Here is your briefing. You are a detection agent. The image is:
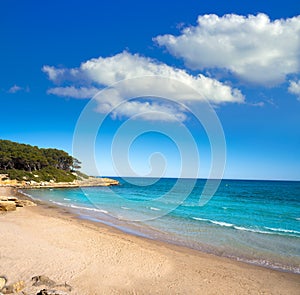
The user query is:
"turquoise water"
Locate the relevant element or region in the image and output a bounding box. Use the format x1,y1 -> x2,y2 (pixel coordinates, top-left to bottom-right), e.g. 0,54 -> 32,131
25,178 -> 300,273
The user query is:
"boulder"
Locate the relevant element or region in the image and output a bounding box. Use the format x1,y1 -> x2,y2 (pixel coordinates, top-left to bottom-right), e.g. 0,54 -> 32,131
15,201 -> 24,207
15,200 -> 36,207
1,280 -> 25,294
7,197 -> 18,202
0,276 -> 7,290
0,201 -> 16,212
32,276 -> 56,287
32,276 -> 72,293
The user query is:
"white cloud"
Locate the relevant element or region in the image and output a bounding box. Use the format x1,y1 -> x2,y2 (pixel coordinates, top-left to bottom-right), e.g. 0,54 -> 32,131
43,52 -> 244,121
42,66 -> 63,81
155,13 -> 300,85
109,100 -> 187,122
42,66 -> 82,83
47,86 -> 99,99
288,80 -> 300,100
8,85 -> 22,93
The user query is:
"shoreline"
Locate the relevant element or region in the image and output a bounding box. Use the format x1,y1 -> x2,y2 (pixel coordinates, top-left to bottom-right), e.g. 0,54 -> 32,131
1,187 -> 299,294
21,186 -> 300,275
47,199 -> 299,275
0,176 -> 119,188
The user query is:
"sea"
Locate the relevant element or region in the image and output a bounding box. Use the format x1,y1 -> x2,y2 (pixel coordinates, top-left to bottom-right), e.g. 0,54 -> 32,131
24,178 -> 300,274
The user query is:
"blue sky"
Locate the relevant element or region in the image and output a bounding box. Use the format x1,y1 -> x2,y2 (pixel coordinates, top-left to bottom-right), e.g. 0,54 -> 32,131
1,0 -> 299,180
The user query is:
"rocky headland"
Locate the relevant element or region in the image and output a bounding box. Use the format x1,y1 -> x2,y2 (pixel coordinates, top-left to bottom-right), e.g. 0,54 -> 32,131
0,174 -> 119,189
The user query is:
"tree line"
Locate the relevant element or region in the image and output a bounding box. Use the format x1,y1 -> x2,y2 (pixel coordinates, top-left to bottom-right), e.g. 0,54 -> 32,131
0,139 -> 81,172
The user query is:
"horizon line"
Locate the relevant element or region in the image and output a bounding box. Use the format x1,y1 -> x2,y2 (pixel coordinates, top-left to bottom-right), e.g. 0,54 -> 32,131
94,175 -> 300,182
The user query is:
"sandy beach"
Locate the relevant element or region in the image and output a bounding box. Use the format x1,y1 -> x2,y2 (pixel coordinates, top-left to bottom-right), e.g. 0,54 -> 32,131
0,187 -> 299,295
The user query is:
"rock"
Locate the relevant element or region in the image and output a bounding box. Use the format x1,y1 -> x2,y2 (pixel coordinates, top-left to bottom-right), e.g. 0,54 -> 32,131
32,276 -> 72,293
13,280 -> 25,292
15,199 -> 36,207
54,283 -> 72,292
1,280 -> 25,294
0,276 -> 7,290
0,201 -> 16,212
32,276 -> 56,287
15,201 -> 24,207
36,289 -> 68,295
1,285 -> 13,294
0,197 -> 35,210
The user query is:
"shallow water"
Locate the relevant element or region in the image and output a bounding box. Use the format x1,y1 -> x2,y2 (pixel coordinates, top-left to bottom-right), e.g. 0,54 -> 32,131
25,178 -> 300,273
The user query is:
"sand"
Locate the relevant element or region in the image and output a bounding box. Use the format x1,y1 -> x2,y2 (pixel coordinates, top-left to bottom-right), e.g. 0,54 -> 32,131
0,187 -> 299,295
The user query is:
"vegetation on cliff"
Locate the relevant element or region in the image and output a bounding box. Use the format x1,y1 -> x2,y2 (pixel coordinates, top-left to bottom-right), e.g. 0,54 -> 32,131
0,139 -> 82,182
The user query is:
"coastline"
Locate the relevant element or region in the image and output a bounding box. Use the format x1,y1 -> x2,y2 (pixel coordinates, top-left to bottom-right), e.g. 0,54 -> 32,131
0,176 -> 119,188
0,187 -> 299,294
